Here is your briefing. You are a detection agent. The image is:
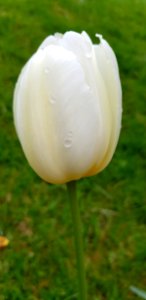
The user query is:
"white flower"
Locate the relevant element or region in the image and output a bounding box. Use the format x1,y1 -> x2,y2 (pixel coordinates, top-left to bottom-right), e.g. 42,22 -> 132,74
13,31 -> 122,184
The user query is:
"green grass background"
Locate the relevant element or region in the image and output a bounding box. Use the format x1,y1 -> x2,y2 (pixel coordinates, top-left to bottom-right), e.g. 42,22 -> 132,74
0,0 -> 146,299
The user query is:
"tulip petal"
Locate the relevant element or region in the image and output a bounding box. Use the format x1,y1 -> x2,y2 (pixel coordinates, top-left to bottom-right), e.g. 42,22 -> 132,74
55,31 -> 115,175
92,36 -> 122,173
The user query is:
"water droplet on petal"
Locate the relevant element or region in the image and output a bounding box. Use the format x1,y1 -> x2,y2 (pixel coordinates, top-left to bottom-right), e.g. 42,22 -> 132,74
86,86 -> 92,94
64,131 -> 73,148
49,96 -> 56,104
45,68 -> 49,74
85,52 -> 92,59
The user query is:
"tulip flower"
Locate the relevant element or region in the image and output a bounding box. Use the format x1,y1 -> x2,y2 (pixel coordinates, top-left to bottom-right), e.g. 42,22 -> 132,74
13,31 -> 122,300
13,31 -> 122,185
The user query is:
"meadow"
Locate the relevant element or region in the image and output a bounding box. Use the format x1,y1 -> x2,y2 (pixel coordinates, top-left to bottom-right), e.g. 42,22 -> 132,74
0,0 -> 146,299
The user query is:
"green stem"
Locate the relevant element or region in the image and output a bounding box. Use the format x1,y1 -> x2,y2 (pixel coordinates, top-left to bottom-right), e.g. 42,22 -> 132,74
67,181 -> 87,300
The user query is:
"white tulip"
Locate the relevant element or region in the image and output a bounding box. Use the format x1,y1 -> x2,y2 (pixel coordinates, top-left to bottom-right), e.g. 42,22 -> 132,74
13,31 -> 122,184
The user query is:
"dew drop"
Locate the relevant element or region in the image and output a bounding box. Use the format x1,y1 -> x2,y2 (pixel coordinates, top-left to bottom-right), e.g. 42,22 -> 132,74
64,131 -> 73,148
85,52 -> 92,59
45,67 -> 49,74
49,96 -> 56,104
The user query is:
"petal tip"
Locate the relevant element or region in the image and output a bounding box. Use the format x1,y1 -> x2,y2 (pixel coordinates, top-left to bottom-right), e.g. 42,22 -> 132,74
95,33 -> 103,44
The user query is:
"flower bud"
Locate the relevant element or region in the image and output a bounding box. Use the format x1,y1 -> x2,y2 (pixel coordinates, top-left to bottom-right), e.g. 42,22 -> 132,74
13,31 -> 122,184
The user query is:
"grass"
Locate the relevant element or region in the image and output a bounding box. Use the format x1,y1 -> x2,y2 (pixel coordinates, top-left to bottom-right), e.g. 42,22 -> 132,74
0,0 -> 146,299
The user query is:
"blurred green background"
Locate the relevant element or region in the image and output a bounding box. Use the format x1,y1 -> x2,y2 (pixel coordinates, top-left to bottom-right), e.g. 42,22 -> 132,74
0,0 -> 146,299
